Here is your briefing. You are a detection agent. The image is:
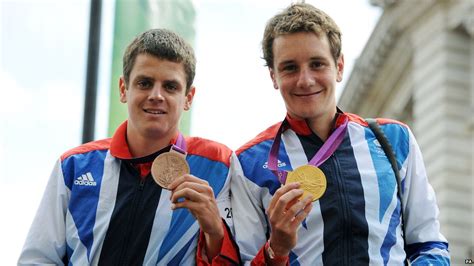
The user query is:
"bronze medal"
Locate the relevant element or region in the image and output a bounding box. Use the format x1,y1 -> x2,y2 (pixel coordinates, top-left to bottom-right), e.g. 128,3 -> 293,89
285,165 -> 327,201
151,152 -> 190,189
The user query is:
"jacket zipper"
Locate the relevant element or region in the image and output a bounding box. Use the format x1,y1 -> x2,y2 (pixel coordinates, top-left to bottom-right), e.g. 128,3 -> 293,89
332,153 -> 351,265
118,178 -> 146,265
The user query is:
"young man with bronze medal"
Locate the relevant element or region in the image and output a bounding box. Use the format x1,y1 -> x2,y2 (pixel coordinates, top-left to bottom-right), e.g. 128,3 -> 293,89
19,29 -> 240,265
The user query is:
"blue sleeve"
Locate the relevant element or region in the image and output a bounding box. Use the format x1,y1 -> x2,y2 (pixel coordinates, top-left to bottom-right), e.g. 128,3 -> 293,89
407,241 -> 450,265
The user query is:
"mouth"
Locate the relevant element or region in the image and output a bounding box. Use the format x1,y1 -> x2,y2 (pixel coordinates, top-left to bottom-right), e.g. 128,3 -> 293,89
144,108 -> 166,115
294,90 -> 323,97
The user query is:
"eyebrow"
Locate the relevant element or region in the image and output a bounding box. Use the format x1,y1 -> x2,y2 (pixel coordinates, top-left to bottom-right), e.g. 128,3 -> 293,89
310,56 -> 329,61
133,74 -> 154,81
278,60 -> 295,66
130,75 -> 153,86
132,74 -> 185,88
277,56 -> 328,66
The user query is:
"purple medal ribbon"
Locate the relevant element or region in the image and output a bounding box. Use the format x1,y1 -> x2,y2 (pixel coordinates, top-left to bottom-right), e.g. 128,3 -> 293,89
171,133 -> 187,154
268,116 -> 349,184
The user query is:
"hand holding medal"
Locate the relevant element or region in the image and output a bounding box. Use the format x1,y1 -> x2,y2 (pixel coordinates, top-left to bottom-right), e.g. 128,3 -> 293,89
153,134 -> 224,256
264,115 -> 349,259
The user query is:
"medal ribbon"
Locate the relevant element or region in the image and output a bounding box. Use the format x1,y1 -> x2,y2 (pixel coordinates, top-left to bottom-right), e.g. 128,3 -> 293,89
268,115 -> 349,184
171,133 -> 187,155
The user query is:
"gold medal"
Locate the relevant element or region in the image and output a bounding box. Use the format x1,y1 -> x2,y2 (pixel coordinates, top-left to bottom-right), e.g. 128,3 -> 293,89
285,165 -> 327,201
151,152 -> 190,189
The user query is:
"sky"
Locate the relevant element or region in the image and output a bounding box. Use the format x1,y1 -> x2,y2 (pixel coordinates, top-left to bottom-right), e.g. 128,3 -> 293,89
0,0 -> 381,263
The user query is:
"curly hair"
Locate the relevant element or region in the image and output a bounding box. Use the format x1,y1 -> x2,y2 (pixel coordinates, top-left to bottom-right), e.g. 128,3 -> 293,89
262,3 -> 342,68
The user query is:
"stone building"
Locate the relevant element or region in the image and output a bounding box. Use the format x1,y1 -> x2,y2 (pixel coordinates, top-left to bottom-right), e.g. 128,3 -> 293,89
338,0 -> 474,263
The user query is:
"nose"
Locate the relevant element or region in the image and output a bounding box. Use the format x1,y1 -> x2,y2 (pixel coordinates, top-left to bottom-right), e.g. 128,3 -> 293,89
296,67 -> 315,89
148,85 -> 164,101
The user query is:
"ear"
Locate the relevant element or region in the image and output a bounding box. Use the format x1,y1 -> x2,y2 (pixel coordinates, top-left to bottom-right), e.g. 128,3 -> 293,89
119,76 -> 127,103
269,67 -> 278,90
184,86 -> 196,111
336,54 -> 344,82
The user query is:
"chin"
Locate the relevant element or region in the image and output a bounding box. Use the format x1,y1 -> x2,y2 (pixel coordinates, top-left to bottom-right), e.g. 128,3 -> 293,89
144,127 -> 168,138
292,109 -> 319,118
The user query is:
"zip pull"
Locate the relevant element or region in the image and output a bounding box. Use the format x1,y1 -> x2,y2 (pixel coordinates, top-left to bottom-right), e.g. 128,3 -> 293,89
139,179 -> 145,191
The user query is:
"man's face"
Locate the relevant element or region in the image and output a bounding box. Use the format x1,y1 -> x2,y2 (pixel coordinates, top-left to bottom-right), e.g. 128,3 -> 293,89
119,53 -> 194,141
270,32 -> 343,122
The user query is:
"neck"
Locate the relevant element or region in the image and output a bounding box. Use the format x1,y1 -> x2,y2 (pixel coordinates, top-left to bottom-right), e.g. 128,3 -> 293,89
127,130 -> 177,158
307,111 -> 337,141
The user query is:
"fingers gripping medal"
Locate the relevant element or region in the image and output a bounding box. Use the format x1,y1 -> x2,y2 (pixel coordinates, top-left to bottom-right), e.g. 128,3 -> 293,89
285,165 -> 327,201
151,134 -> 189,189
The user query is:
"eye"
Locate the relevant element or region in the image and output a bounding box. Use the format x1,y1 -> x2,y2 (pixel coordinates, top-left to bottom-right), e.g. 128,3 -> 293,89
281,64 -> 297,72
164,82 -> 179,92
137,79 -> 153,89
310,61 -> 324,69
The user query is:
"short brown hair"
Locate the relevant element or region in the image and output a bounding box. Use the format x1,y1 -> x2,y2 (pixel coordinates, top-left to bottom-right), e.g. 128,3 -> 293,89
122,29 -> 196,92
262,3 -> 342,68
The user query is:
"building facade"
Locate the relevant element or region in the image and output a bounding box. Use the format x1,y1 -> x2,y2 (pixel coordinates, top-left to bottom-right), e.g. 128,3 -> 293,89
339,0 -> 474,263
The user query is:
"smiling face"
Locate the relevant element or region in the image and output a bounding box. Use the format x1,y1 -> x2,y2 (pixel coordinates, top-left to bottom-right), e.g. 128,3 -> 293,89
270,32 -> 344,125
120,53 -> 194,144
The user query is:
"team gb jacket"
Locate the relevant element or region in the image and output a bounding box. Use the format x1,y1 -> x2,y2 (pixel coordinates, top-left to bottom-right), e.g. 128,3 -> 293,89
231,112 -> 450,265
19,121 -> 240,265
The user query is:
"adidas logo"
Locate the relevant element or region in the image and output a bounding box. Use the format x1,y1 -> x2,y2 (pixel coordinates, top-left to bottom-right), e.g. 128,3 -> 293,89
373,139 -> 381,147
74,172 -> 97,186
373,139 -> 385,155
262,160 -> 287,169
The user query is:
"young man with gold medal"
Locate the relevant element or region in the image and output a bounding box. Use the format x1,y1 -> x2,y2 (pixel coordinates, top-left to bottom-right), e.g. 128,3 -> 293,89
231,3 -> 450,265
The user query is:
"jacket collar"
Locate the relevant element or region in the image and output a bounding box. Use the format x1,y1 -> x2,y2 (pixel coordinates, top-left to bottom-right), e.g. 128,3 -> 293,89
110,120 -> 180,160
285,107 -> 347,136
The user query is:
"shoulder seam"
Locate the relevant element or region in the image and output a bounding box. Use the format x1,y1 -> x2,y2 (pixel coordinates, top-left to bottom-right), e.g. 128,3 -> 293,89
236,122 -> 281,156
60,139 -> 111,161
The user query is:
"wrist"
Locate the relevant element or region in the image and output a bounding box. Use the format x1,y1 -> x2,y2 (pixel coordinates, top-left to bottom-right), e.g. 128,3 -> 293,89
203,223 -> 224,260
265,239 -> 289,263
267,236 -> 290,257
204,223 -> 225,242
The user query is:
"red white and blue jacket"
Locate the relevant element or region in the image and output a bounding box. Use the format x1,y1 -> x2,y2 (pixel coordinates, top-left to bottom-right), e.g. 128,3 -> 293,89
231,112 -> 450,265
18,121 -> 240,265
